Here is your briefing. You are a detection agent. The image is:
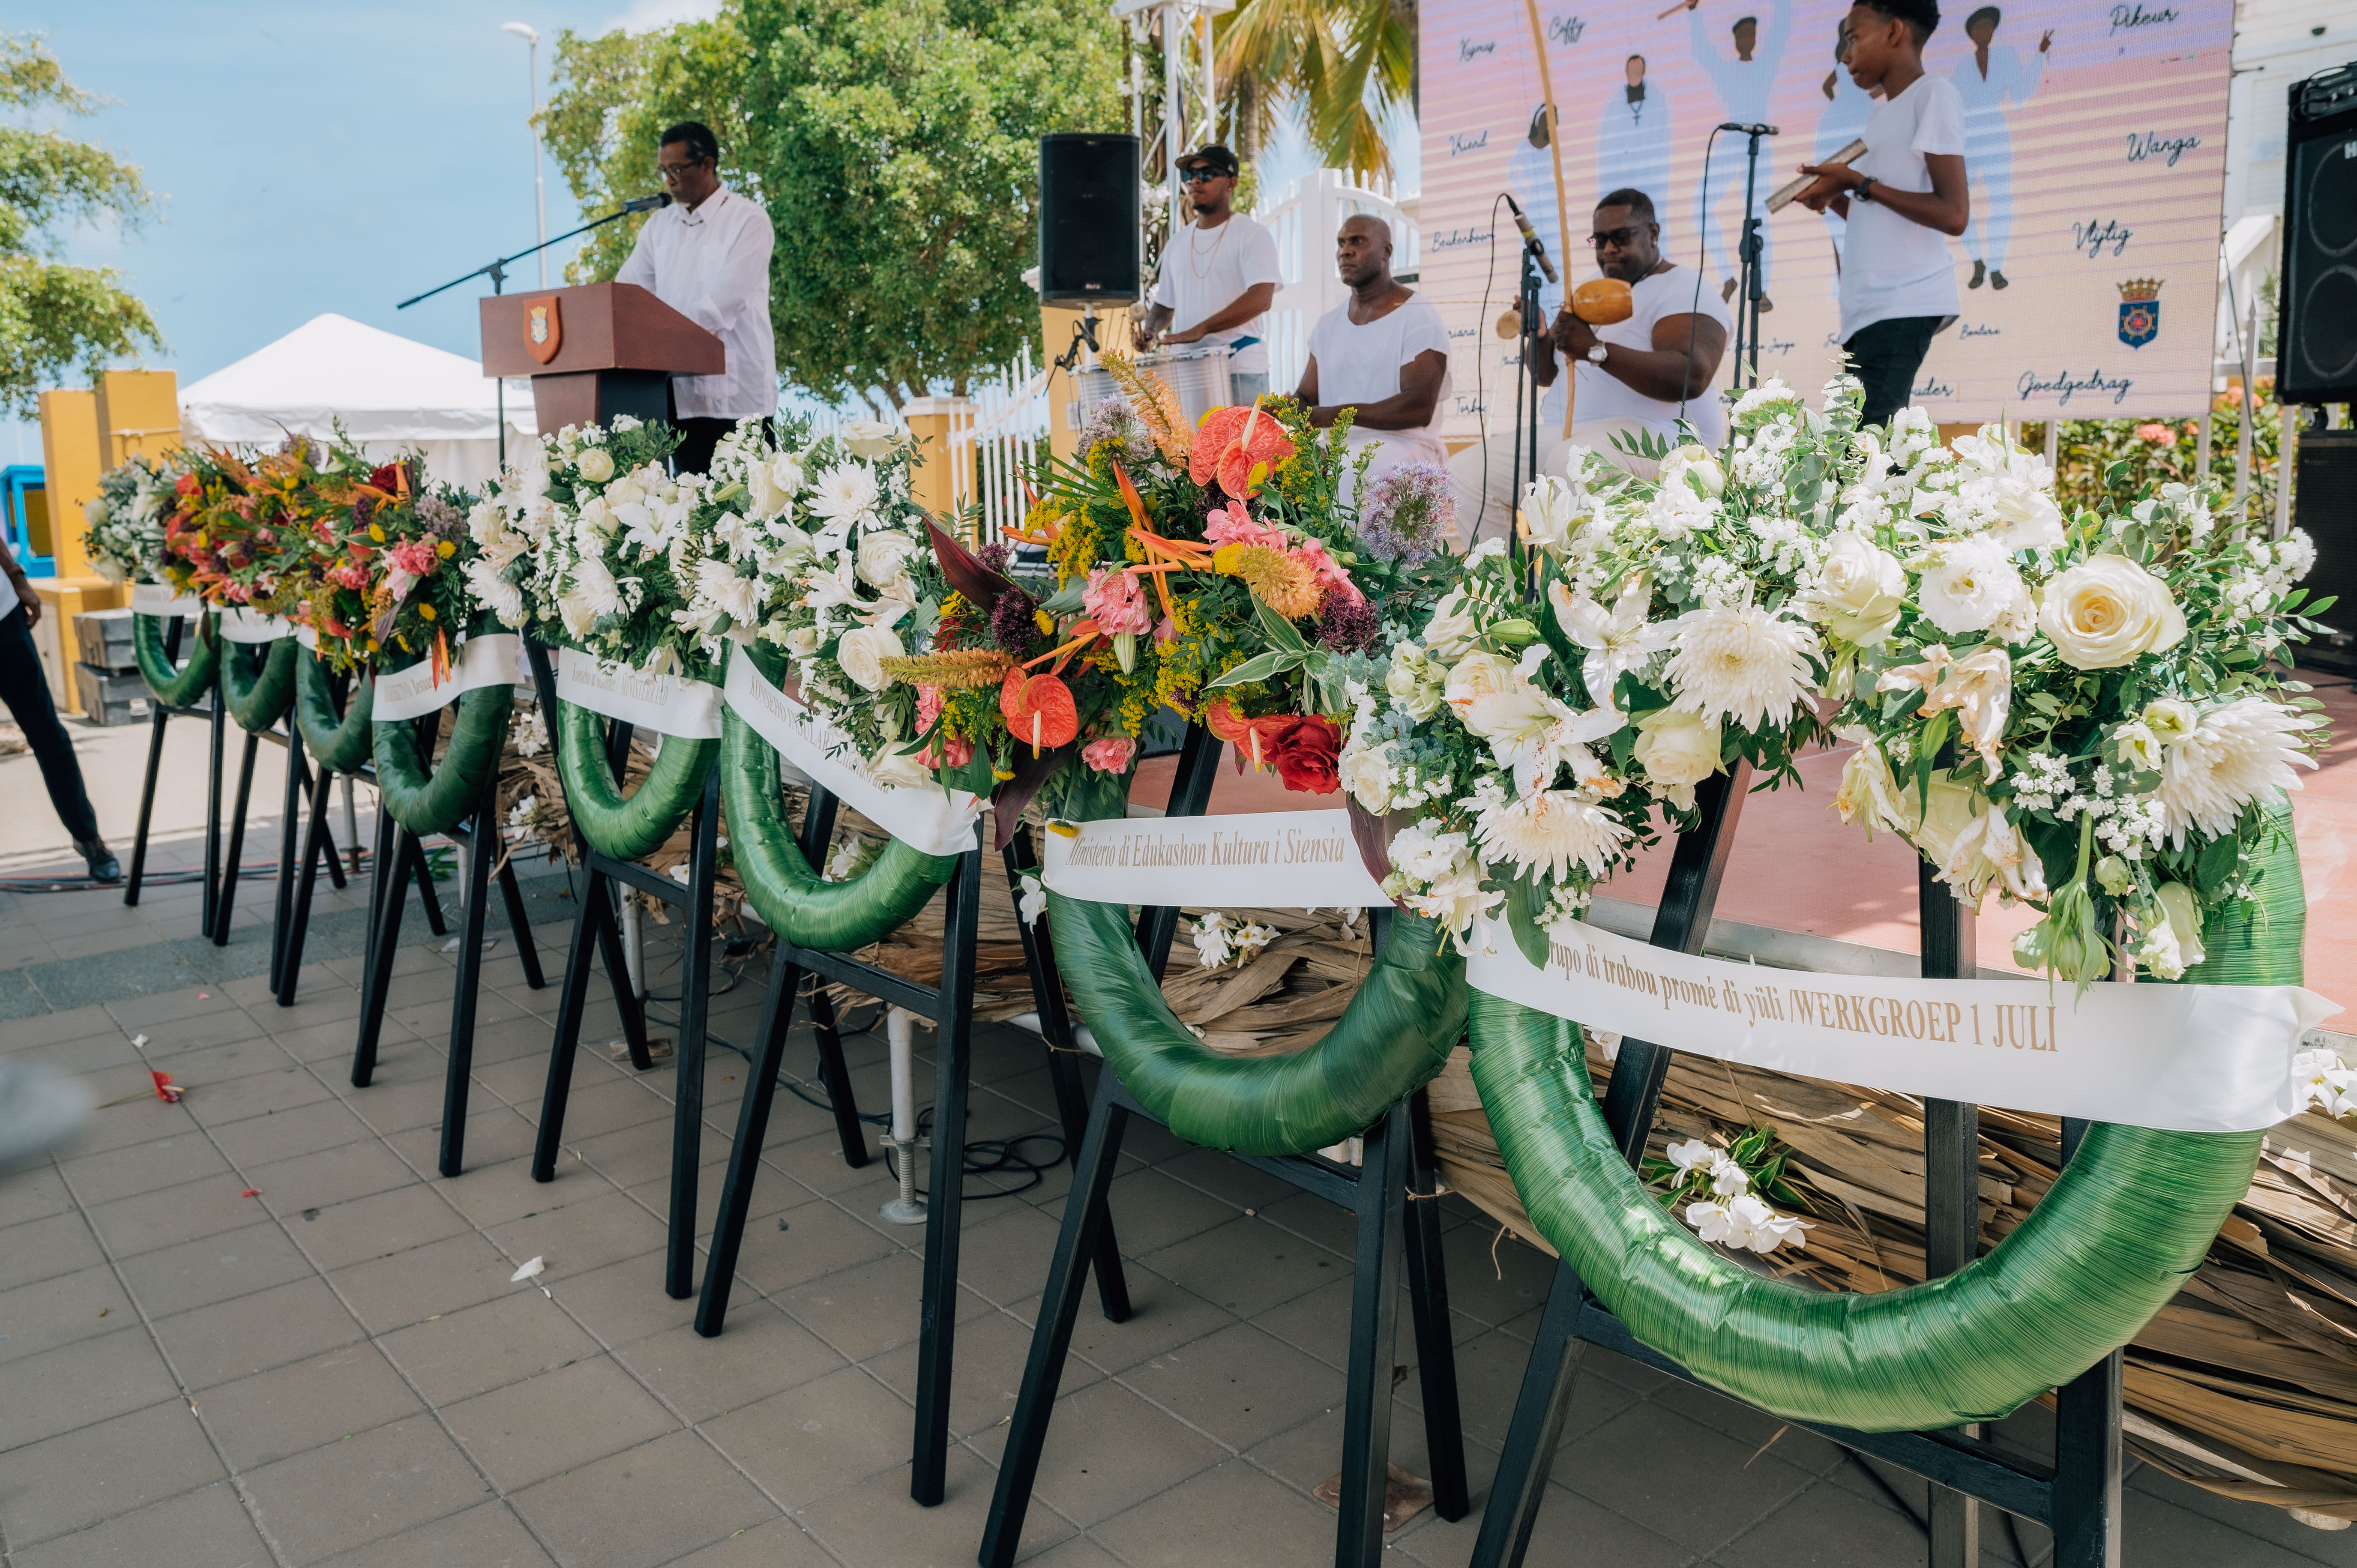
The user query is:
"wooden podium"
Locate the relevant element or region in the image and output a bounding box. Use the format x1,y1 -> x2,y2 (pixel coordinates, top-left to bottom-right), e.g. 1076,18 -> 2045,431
480,282 -> 725,435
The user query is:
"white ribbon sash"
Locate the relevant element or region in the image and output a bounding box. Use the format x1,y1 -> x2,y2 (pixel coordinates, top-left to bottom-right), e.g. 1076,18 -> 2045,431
555,646 -> 725,740
1466,913 -> 2337,1135
1040,809 -> 1387,909
373,634 -> 530,722
129,583 -> 206,619
722,652 -> 983,857
218,607 -> 294,643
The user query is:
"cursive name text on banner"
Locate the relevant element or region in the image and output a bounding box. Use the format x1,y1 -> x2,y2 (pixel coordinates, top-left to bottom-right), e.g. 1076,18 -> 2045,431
1043,810 -> 1387,910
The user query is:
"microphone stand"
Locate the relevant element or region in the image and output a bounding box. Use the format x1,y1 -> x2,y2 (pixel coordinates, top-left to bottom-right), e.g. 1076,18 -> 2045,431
396,202 -> 653,466
1731,129 -> 1768,390
1508,236 -> 1546,578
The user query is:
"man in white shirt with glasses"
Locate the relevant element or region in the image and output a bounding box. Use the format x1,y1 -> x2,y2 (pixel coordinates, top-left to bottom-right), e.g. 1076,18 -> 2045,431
1135,144 -> 1283,404
616,120 -> 777,474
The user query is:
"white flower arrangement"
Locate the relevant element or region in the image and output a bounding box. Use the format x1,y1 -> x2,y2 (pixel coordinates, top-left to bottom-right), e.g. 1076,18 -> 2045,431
1655,1132 -> 1812,1255
1190,911 -> 1279,970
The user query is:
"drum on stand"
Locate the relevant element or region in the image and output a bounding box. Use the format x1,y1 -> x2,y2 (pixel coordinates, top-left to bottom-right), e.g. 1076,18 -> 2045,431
1074,345 -> 1235,427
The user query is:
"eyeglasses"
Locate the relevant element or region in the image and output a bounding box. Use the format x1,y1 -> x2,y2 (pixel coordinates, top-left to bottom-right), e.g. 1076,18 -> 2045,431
1178,167 -> 1230,184
655,161 -> 708,183
1589,225 -> 1642,250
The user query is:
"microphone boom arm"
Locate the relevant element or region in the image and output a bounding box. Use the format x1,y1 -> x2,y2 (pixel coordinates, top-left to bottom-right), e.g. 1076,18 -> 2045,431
396,197 -> 665,309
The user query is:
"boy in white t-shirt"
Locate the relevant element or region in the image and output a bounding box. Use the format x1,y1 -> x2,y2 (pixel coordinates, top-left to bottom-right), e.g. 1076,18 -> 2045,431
1793,0 -> 1971,429
1295,215 -> 1453,487
1137,144 -> 1284,404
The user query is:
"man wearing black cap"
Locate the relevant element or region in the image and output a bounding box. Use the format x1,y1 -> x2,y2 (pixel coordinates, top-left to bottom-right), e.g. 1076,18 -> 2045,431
1134,144 -> 1283,404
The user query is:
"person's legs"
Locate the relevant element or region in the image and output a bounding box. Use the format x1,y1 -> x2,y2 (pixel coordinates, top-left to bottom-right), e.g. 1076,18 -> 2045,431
0,604 -> 107,870
671,416 -> 735,476
1843,315 -> 1942,430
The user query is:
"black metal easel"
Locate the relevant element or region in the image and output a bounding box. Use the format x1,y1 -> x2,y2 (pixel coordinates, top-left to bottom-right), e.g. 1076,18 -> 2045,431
123,610 -> 222,930
979,724 -> 1470,1568
523,642 -> 722,1297
345,698 -> 548,1178
1467,768 -> 2125,1568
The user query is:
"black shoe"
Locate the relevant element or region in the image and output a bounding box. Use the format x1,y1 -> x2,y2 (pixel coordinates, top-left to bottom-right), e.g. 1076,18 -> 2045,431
1989,268 -> 2009,290
1968,259 -> 1986,289
76,838 -> 120,884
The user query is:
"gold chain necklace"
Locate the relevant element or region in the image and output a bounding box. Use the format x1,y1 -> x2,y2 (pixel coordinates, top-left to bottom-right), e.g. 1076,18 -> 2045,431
1187,216 -> 1232,279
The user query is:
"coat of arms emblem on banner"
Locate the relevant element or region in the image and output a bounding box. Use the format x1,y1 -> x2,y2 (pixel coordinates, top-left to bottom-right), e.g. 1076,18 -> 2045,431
525,299 -> 562,365
2117,278 -> 2162,350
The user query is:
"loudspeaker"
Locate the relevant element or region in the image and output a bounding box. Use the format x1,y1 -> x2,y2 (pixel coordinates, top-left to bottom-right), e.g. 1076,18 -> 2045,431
2293,428 -> 2357,673
2278,63 -> 2357,404
1039,134 -> 1141,306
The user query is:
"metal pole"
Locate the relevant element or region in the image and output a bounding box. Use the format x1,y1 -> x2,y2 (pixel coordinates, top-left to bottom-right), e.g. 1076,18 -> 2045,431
530,36 -> 548,290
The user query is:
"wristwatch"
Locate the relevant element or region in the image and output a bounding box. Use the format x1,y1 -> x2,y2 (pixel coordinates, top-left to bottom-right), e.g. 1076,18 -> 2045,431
1585,342 -> 1609,365
1853,175 -> 1878,204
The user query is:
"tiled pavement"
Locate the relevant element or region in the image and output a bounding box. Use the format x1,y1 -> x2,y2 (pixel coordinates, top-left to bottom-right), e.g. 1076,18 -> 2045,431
2,832 -> 2354,1568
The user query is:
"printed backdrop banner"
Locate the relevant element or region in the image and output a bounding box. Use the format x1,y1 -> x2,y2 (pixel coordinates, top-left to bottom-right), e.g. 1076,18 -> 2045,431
1467,913 -> 2335,1133
721,652 -> 983,858
554,647 -> 725,740
1041,810 -> 1390,910
1420,0 -> 2232,424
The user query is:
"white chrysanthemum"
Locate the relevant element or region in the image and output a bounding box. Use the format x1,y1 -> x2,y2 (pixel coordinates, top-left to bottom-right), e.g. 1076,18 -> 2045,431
463,560 -> 526,628
571,551 -> 626,618
808,461 -> 882,531
2153,697 -> 2316,846
1473,789 -> 1633,885
2278,528 -> 2318,583
1730,378 -> 1800,419
1916,535 -> 2028,637
1662,604 -> 1819,729
695,557 -> 763,627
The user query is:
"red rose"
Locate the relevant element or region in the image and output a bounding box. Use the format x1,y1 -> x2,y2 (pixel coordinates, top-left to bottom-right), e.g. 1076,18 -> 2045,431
1266,715 -> 1341,795
368,463 -> 401,491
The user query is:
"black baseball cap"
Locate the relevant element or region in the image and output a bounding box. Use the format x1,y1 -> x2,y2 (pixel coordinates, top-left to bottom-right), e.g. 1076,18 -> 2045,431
1175,143 -> 1240,176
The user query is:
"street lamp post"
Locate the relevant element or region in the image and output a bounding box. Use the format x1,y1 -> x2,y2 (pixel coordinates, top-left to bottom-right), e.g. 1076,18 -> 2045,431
500,22 -> 548,290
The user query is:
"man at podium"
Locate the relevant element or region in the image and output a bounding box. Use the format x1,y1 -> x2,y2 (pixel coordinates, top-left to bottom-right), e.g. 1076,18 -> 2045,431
615,120 -> 777,473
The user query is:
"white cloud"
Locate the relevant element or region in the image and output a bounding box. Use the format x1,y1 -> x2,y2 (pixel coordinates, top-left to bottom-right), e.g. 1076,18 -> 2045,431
601,0 -> 721,33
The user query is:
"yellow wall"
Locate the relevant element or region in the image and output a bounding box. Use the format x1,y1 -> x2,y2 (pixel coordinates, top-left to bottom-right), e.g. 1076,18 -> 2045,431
33,386 -> 135,712
96,369 -> 184,467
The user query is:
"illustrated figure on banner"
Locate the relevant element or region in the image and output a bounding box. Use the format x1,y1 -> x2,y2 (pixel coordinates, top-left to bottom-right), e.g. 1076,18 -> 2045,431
1686,0 -> 1792,310
1951,6 -> 2051,291
1598,55 -> 1676,209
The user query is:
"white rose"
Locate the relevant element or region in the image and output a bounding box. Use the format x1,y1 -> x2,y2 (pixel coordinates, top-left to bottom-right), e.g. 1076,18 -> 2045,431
854,530 -> 919,592
783,625 -> 822,659
1339,738 -> 1394,813
843,418 -> 899,459
1632,709 -> 1721,808
748,453 -> 803,522
2037,555 -> 2187,670
834,623 -> 903,691
1420,591 -> 1481,659
1444,652 -> 1520,732
574,446 -> 616,484
1806,532 -> 1907,646
1917,536 -> 2028,637
1663,446 -> 1725,497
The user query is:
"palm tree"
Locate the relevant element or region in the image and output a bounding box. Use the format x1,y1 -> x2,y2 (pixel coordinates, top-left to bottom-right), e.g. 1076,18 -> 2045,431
1214,0 -> 1416,180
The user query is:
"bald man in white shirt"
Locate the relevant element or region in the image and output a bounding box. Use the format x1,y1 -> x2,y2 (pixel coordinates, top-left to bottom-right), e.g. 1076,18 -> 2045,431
616,120 -> 778,474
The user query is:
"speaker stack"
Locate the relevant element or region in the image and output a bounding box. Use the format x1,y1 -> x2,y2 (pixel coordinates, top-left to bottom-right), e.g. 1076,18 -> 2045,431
1038,134 -> 1141,306
2279,61 -> 2357,672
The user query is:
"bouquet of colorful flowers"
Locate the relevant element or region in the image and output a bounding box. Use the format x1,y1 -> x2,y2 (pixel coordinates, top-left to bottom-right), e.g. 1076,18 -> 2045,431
855,360 -> 1451,830
158,438 -> 325,613
1342,382 -> 1837,955
82,451 -> 187,584
299,449 -> 479,673
1805,386 -> 2329,981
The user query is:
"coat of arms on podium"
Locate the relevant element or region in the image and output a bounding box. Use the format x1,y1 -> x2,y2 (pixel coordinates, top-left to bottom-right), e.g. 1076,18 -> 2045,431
2116,278 -> 2162,350
525,299 -> 562,365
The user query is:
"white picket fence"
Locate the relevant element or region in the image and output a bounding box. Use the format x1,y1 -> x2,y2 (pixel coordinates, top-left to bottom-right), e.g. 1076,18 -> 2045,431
809,170 -> 1420,546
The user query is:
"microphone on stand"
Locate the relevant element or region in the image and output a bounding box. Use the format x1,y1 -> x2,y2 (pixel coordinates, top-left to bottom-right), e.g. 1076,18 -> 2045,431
619,192 -> 674,213
1716,123 -> 1781,136
1501,193 -> 1560,285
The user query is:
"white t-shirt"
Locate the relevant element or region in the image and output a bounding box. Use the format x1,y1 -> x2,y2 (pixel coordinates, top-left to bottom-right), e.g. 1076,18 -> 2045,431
1150,213 -> 1283,376
1306,292 -> 1455,477
614,186 -> 779,419
1839,74 -> 1966,341
1569,264 -> 1735,450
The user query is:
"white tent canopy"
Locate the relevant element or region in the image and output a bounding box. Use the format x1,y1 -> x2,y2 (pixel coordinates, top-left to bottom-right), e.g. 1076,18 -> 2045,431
178,313 -> 535,488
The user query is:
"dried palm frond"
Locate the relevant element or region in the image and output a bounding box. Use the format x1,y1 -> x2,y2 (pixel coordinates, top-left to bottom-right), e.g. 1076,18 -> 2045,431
1103,351 -> 1193,465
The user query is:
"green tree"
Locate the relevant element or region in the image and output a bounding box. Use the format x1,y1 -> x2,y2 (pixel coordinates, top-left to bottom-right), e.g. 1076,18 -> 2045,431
1215,0 -> 1415,178
0,33 -> 160,418
540,12 -> 751,288
740,0 -> 1124,409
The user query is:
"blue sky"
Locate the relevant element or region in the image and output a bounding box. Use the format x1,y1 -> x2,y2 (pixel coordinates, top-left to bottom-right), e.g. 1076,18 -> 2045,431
10,2 -> 1405,462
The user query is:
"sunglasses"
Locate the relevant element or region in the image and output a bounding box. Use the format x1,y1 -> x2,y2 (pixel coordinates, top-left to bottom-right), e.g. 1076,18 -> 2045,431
1178,167 -> 1231,184
1589,225 -> 1643,249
